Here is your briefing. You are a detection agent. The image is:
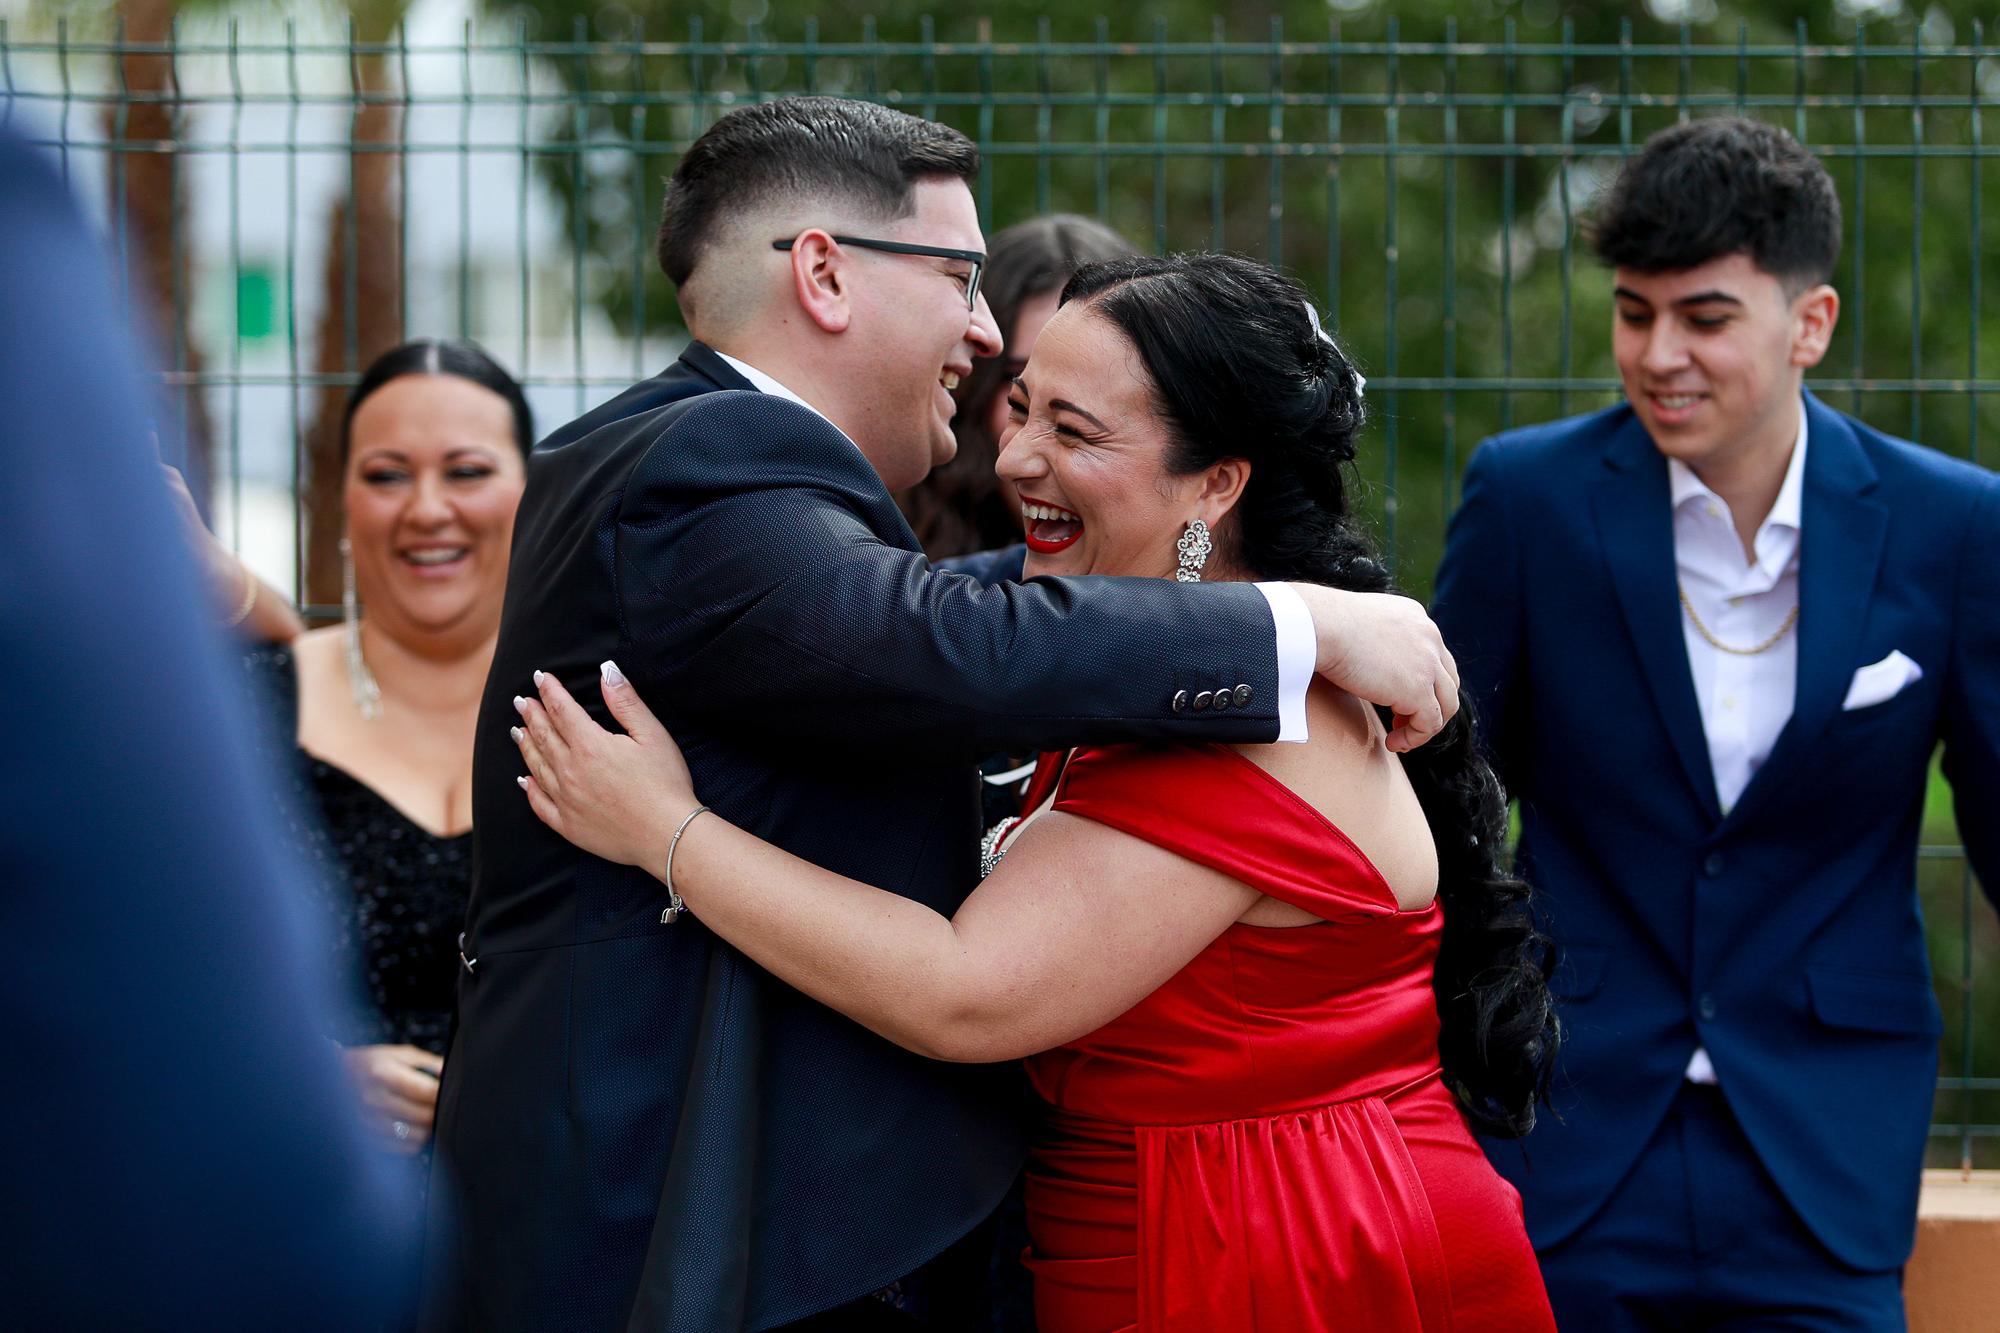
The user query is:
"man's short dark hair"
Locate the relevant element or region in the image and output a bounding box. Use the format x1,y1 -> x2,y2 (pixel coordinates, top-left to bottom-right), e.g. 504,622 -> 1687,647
656,96 -> 980,287
1591,117 -> 1842,292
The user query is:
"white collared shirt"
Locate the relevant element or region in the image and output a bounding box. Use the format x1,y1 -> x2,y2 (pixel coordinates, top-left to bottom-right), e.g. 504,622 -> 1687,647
1671,404 -> 1807,1085
1670,408 -> 1808,815
712,348 -> 1315,741
714,350 -> 852,440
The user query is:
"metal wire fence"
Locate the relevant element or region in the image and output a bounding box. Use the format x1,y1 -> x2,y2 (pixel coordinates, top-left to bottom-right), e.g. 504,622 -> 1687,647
1,14 -> 1990,1164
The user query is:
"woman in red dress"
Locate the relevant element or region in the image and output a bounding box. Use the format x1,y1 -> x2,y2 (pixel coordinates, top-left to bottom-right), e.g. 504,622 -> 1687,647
511,253 -> 1560,1331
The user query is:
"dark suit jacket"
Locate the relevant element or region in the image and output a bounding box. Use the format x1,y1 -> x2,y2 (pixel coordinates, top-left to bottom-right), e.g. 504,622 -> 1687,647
938,543 -> 1027,587
0,126 -> 418,1327
1433,392 -> 2000,1271
427,344 -> 1286,1331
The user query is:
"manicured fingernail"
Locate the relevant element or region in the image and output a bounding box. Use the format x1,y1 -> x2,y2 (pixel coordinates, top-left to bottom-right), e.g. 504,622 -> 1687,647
513,695 -> 528,715
516,775 -> 528,788
510,726 -> 524,743
601,660 -> 625,688
532,669 -> 547,687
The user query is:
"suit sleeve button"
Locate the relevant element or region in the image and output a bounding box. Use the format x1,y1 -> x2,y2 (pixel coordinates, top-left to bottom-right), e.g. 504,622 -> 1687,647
1172,690 -> 1189,714
1193,691 -> 1214,711
1233,684 -> 1253,707
1211,691 -> 1231,711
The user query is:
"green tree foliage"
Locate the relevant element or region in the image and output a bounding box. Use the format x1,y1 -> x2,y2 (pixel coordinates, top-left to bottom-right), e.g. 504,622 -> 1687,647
501,1 -> 1995,570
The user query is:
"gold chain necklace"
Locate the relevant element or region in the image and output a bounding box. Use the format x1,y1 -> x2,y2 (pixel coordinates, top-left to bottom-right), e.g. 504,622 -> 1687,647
1677,583 -> 1800,656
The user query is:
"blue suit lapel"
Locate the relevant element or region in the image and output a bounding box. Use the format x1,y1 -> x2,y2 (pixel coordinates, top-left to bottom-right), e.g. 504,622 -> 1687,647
1720,394 -> 1887,832
1591,415 -> 1724,824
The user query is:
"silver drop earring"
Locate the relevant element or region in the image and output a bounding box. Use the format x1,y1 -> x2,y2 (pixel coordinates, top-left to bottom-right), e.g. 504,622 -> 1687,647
340,536 -> 383,720
1175,518 -> 1212,584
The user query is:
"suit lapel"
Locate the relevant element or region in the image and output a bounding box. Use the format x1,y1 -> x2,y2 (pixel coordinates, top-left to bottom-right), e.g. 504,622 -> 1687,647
1592,416 -> 1724,824
1720,395 -> 1887,831
682,341 -> 928,556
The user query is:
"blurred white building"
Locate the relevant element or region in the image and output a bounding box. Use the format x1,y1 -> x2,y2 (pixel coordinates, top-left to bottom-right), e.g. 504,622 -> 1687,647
1,0 -> 681,592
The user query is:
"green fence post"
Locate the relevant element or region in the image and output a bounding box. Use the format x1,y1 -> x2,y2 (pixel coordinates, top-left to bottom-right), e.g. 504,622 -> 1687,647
1382,16 -> 1400,564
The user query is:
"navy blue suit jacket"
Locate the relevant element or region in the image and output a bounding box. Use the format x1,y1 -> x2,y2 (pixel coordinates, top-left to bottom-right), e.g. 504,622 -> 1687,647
1433,392 -> 2000,1270
0,127 -> 418,1325
427,345 -> 1286,1331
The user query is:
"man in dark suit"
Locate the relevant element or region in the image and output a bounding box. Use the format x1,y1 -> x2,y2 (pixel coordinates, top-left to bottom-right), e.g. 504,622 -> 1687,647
425,96 -> 1461,1332
1435,117 -> 2000,1329
0,126 -> 420,1327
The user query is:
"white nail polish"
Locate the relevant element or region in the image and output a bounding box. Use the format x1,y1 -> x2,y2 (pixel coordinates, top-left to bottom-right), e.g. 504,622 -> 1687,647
601,660 -> 626,688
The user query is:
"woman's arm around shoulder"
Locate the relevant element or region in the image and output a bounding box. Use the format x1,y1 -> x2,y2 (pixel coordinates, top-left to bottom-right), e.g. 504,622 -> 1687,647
511,667 -> 1258,1063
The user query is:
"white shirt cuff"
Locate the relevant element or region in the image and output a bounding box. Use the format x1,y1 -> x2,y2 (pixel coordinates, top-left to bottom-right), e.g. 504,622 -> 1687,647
1254,582 -> 1314,743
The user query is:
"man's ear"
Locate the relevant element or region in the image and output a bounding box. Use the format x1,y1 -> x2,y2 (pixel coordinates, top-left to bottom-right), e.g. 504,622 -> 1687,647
1199,457 -> 1252,526
785,230 -> 853,335
1789,282 -> 1839,370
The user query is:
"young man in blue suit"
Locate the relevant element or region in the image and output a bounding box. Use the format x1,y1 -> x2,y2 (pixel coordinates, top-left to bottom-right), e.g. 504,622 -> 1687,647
425,97 -> 1460,1333
1435,117 -> 2000,1329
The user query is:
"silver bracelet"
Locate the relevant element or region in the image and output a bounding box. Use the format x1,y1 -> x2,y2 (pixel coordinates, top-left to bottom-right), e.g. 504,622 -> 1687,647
660,805 -> 712,924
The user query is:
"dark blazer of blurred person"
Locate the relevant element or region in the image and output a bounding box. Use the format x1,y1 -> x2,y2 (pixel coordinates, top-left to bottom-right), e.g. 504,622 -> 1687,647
1434,118 -> 2000,1331
898,213 -> 1135,561
0,124 -> 419,1327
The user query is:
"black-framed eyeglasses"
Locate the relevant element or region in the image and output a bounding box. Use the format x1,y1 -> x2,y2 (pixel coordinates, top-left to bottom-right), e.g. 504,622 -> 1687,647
772,235 -> 985,310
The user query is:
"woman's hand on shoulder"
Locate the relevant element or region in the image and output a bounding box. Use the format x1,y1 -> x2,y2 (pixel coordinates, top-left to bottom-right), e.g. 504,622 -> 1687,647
1290,584 -> 1459,752
511,661 -> 698,876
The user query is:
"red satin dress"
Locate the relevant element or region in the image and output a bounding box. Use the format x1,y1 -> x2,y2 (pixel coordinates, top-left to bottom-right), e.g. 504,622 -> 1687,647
1012,743 -> 1553,1333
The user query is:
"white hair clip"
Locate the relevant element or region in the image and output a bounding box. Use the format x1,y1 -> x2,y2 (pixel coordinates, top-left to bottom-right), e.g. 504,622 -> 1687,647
1302,300 -> 1365,400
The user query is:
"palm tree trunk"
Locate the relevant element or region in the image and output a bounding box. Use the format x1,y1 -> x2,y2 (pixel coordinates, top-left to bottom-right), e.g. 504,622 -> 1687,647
301,25 -> 405,614
103,0 -> 215,481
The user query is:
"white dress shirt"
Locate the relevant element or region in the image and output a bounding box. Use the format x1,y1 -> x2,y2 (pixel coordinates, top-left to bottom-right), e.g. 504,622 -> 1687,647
1670,406 -> 1808,1084
712,350 -> 1316,739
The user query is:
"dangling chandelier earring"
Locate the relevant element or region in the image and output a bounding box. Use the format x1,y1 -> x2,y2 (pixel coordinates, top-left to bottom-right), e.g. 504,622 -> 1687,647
1175,517 -> 1212,584
340,536 -> 383,720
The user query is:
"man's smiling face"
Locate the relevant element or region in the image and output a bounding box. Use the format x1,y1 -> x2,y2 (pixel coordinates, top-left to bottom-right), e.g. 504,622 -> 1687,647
841,179 -> 999,491
1611,251 -> 1832,479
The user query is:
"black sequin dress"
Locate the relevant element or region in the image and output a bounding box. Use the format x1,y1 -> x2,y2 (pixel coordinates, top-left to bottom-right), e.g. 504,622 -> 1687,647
243,645 -> 469,1054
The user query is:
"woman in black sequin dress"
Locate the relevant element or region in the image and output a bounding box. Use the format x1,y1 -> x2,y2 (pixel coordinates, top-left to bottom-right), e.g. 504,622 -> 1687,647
244,340 -> 532,1158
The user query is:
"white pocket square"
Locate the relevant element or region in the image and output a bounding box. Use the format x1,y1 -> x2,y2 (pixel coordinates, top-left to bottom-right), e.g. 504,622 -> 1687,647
1842,650 -> 1924,711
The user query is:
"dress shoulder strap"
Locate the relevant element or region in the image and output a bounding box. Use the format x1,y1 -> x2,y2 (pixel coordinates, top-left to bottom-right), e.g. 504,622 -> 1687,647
1051,743 -> 1403,920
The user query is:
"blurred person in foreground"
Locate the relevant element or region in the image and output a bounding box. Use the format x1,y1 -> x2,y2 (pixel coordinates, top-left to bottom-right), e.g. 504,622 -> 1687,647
239,339 -> 531,1163
425,95 -> 1461,1332
1434,116 -> 2000,1330
898,213 -> 1135,563
512,251 -> 1561,1331
0,124 -> 417,1326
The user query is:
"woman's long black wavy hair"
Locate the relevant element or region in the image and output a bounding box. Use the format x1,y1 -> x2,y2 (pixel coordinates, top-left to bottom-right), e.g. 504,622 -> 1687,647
1063,252 -> 1560,1137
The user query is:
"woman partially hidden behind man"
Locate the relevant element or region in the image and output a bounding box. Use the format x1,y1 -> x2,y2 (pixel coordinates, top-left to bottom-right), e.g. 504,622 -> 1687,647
512,253 -> 1562,1332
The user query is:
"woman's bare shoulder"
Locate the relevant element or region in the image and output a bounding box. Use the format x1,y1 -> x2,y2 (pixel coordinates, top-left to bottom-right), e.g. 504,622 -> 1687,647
1230,685 -> 1438,910
1230,685 -> 1391,789
290,624 -> 344,662
290,626 -> 358,736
